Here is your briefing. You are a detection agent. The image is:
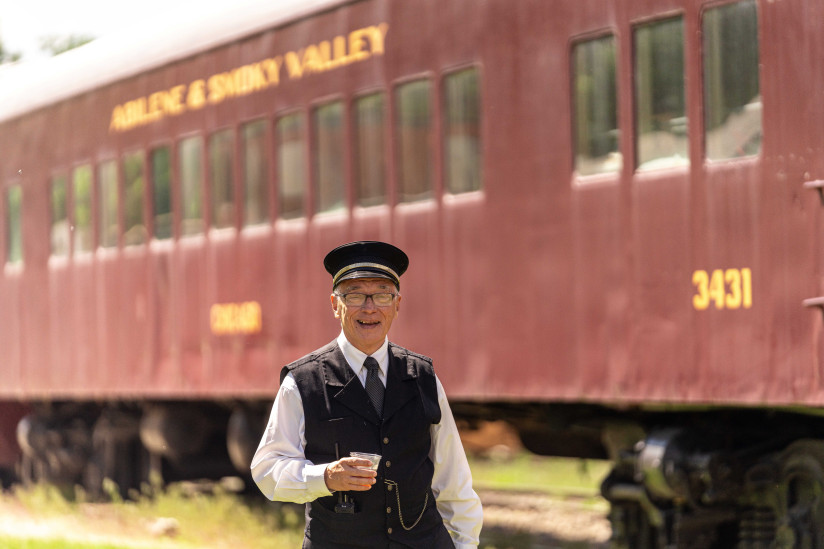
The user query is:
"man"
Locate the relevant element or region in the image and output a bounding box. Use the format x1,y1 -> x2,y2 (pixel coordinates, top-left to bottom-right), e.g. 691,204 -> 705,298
252,241 -> 482,548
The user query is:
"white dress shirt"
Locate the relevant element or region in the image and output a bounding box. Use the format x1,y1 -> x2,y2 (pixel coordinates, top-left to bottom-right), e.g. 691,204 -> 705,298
251,332 -> 483,548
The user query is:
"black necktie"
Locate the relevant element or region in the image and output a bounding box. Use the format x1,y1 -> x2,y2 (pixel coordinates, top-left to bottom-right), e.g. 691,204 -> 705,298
363,356 -> 384,416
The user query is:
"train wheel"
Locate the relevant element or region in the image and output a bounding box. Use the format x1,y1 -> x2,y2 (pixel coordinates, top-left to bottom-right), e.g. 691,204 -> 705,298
16,453 -> 43,486
607,501 -> 658,549
775,440 -> 824,548
84,409 -> 147,500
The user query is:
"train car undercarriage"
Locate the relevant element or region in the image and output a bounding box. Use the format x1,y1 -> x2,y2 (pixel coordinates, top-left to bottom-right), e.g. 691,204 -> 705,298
11,400 -> 824,547
459,402 -> 824,548
602,432 -> 824,548
12,401 -> 267,498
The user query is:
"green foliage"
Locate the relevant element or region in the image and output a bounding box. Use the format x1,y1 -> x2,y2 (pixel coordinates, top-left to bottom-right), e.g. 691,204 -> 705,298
0,37 -> 21,64
39,34 -> 95,56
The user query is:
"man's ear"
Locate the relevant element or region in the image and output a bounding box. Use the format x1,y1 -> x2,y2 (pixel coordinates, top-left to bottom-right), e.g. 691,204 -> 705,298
331,293 -> 341,318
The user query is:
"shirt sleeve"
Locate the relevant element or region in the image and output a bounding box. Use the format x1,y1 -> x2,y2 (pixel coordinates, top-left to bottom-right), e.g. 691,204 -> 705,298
430,376 -> 484,548
250,373 -> 333,503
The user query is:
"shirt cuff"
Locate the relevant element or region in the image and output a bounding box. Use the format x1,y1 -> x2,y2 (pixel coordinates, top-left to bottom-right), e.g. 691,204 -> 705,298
305,462 -> 333,497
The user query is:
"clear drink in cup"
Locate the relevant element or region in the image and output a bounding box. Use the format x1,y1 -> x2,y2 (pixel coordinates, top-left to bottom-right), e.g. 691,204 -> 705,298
350,451 -> 381,471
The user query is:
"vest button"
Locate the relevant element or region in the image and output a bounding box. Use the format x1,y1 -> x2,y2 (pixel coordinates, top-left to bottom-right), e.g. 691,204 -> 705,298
386,507 -> 392,514
387,484 -> 393,491
383,437 -> 389,444
387,527 -> 393,534
385,460 -> 391,467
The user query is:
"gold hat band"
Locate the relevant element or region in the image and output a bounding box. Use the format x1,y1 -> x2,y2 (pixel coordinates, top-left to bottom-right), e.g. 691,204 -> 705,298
333,262 -> 400,285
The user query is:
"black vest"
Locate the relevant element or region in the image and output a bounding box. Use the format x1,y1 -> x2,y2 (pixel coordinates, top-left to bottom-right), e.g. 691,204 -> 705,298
281,341 -> 455,549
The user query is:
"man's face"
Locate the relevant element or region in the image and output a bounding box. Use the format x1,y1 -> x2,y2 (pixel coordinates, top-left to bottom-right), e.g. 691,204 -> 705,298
331,278 -> 401,355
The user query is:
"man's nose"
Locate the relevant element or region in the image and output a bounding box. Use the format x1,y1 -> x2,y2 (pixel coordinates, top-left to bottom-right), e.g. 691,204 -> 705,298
362,295 -> 378,310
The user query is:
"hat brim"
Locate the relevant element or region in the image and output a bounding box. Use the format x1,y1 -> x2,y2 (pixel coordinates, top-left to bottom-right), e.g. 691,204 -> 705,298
335,269 -> 398,287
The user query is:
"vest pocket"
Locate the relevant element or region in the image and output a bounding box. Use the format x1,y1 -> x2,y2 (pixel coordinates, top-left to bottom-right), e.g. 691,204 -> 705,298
305,416 -> 353,459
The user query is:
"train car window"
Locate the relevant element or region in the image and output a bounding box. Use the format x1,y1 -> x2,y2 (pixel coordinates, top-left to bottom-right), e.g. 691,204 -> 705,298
313,101 -> 345,214
151,146 -> 172,240
396,80 -> 433,202
444,68 -> 483,193
354,93 -> 386,207
6,185 -> 22,264
276,113 -> 306,219
242,120 -> 269,226
72,165 -> 93,254
123,151 -> 147,246
209,129 -> 236,229
634,16 -> 688,170
703,0 -> 760,160
98,160 -> 119,248
50,175 -> 70,257
179,136 -> 204,236
573,37 -> 621,176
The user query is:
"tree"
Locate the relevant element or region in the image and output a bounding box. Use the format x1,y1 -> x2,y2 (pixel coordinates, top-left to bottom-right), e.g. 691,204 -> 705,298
39,34 -> 95,56
0,37 -> 21,64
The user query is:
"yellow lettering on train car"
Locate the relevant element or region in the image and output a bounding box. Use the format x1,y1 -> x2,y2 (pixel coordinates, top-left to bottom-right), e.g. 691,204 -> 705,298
110,23 -> 389,133
692,268 -> 752,310
210,301 -> 263,335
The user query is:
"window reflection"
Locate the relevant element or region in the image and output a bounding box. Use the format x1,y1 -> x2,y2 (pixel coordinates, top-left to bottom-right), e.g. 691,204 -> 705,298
98,160 -> 118,248
573,37 -> 621,176
313,102 -> 345,214
123,151 -> 146,246
635,17 -> 688,170
703,0 -> 761,160
6,185 -> 22,264
73,165 -> 93,253
396,80 -> 433,202
354,93 -> 386,207
210,129 -> 235,229
243,120 -> 269,226
151,147 -> 172,240
51,175 -> 69,257
444,68 -> 483,192
277,113 -> 306,219
179,137 -> 204,236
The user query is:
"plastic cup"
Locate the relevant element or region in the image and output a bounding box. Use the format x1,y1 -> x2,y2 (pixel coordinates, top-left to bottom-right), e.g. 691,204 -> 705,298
350,451 -> 381,471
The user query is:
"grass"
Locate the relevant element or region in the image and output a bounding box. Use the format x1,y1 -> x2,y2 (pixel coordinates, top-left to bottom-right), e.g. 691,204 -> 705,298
469,453 -> 611,497
0,480 -> 305,549
0,453 -> 611,549
0,541 -> 145,549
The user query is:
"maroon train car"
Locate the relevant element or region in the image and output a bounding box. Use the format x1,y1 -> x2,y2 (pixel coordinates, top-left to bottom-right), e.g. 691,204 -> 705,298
2,0 -> 824,545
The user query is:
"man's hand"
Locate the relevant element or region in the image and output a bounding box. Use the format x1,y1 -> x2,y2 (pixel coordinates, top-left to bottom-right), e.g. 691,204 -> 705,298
324,457 -> 377,491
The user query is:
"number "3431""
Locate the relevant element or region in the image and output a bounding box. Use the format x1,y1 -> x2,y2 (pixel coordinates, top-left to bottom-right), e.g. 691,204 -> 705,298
692,268 -> 752,310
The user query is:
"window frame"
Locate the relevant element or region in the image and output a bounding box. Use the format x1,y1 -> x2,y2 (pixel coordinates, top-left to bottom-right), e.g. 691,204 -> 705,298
570,33 -> 622,181
442,65 -> 484,194
275,110 -> 308,220
241,118 -> 271,227
632,13 -> 689,172
394,76 -> 435,204
353,91 -> 388,208
5,184 -> 23,265
208,127 -> 238,231
701,0 -> 762,162
178,134 -> 205,237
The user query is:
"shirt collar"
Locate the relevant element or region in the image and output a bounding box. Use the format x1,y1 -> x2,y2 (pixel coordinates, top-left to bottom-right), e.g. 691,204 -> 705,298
337,331 -> 389,376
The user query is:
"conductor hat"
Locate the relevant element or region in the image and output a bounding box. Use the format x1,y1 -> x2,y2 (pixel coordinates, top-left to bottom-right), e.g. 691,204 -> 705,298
324,241 -> 409,289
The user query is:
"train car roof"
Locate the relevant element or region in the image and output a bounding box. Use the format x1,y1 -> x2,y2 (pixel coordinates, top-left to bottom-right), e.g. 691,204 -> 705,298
0,0 -> 344,124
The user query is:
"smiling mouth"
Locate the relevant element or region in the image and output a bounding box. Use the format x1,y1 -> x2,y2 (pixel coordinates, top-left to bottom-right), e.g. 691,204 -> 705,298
357,320 -> 380,327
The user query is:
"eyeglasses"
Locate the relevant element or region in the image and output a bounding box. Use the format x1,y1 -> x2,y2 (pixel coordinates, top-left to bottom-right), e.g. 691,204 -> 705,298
335,292 -> 398,307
